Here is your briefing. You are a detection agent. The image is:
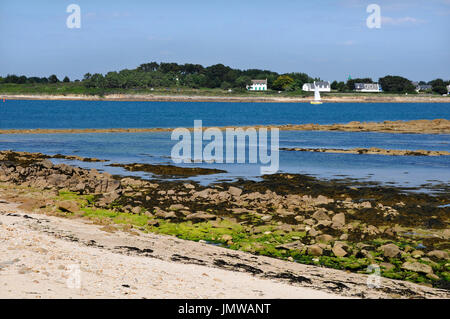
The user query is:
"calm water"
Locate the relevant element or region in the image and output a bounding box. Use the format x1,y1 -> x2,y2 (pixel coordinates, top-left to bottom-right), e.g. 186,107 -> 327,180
0,100 -> 449,191
1,100 -> 450,129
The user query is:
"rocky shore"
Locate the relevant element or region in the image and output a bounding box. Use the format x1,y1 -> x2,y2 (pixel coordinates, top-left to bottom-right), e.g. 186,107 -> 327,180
281,147 -> 450,157
0,150 -> 449,296
1,119 -> 449,135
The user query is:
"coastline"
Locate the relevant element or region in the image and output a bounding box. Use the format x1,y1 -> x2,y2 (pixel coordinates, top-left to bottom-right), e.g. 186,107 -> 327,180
1,93 -> 450,103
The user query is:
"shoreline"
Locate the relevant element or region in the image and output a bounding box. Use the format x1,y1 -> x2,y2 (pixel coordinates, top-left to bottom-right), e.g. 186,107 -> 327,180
1,150 -> 449,296
1,119 -> 449,135
1,93 -> 450,103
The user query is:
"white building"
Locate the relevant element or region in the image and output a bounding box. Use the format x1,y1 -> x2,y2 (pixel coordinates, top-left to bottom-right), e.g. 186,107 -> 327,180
302,81 -> 331,92
247,79 -> 268,91
354,83 -> 382,92
447,85 -> 450,94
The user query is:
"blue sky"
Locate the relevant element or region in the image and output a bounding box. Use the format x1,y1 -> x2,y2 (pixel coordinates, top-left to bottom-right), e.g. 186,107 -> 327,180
0,0 -> 449,82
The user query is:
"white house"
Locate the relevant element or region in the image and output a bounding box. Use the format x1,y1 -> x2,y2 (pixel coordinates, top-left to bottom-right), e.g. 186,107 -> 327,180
247,79 -> 268,91
415,84 -> 432,92
302,81 -> 331,92
354,83 -> 382,92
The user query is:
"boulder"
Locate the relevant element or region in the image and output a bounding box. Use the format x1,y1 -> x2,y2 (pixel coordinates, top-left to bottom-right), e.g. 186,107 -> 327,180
402,262 -> 433,275
307,245 -> 323,256
332,244 -> 347,257
276,241 -> 305,251
315,234 -> 334,243
185,211 -> 216,221
312,210 -> 330,221
228,186 -> 243,197
169,204 -> 186,211
58,200 -> 80,213
261,215 -> 272,222
155,210 -> 176,219
331,213 -> 346,229
427,250 -> 449,260
380,243 -> 402,258
221,234 -> 233,242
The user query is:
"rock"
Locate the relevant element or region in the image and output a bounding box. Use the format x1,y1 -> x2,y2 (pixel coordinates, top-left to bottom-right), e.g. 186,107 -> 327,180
183,183 -> 195,189
380,243 -> 402,258
339,234 -> 348,240
147,220 -> 159,227
380,262 -> 395,271
58,200 -> 80,213
40,159 -> 54,169
412,250 -> 425,258
101,191 -> 120,205
331,213 -> 345,229
427,250 -> 449,260
261,215 -> 272,222
294,215 -> 304,222
360,201 -> 372,209
169,204 -> 185,211
155,210 -> 176,219
443,229 -> 450,240
332,244 -> 347,257
185,211 -> 216,221
276,241 -> 305,251
307,228 -> 321,237
221,234 -> 233,242
315,234 -> 333,243
312,210 -> 330,221
131,206 -> 142,214
228,186 -> 243,197
307,245 -> 323,256
402,262 -> 433,275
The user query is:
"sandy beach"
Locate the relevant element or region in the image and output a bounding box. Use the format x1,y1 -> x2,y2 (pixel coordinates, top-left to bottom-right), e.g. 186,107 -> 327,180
1,93 -> 449,103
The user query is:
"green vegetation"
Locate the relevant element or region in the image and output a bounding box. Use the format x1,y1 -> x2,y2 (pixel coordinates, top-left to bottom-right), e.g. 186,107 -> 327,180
1,62 -> 448,96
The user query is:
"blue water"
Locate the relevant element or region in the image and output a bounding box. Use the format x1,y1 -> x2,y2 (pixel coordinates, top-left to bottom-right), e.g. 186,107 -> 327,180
1,100 -> 450,129
0,100 -> 449,191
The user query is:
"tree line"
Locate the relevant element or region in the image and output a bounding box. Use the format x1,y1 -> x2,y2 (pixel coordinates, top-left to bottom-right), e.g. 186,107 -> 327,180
1,62 -> 448,94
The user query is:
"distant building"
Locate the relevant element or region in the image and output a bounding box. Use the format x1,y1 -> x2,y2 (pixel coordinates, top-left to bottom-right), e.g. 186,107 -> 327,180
354,83 -> 382,92
415,84 -> 432,92
447,85 -> 450,94
302,81 -> 331,92
247,79 -> 267,91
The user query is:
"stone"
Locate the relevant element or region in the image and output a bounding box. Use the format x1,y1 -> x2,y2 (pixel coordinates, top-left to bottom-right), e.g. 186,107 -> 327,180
402,262 -> 433,275
276,241 -> 305,251
380,262 -> 395,271
427,250 -> 449,260
331,213 -> 345,229
315,234 -> 333,243
155,210 -> 176,219
228,186 -> 243,197
339,234 -> 348,240
294,215 -> 304,222
307,245 -> 323,256
332,244 -> 347,257
261,215 -> 272,222
307,228 -> 321,237
131,206 -> 142,214
147,220 -> 159,227
221,234 -> 233,242
412,250 -> 425,258
312,210 -> 330,221
58,200 -> 80,213
380,243 -> 402,258
101,191 -> 120,205
185,212 -> 216,221
169,204 -> 185,211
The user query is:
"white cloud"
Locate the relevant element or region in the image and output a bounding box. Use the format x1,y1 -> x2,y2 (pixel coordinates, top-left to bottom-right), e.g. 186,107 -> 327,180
381,16 -> 425,25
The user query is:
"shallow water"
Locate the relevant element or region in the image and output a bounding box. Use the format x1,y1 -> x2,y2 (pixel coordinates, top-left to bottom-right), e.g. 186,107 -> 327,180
1,100 -> 449,191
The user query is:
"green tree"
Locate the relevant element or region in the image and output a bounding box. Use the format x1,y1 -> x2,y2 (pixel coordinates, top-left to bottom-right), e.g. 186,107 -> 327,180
347,78 -> 372,90
63,76 -> 70,83
272,75 -> 294,91
379,75 -> 415,93
48,74 -> 59,83
432,86 -> 447,95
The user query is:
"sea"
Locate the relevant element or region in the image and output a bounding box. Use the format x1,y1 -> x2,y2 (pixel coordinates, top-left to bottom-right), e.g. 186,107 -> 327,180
1,100 -> 449,192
